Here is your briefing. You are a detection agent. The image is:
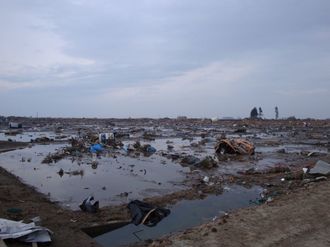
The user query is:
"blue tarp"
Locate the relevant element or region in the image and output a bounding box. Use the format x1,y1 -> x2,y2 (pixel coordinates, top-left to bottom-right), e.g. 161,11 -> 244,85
90,144 -> 103,153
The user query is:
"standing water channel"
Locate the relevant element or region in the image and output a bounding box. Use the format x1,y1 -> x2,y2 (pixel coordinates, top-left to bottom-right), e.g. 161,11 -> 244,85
94,185 -> 262,247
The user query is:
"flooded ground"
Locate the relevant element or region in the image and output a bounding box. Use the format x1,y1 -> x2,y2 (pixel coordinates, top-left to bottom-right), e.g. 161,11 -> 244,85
0,118 -> 329,247
0,143 -> 188,209
0,125 -> 328,210
0,132 -> 315,209
95,185 -> 262,247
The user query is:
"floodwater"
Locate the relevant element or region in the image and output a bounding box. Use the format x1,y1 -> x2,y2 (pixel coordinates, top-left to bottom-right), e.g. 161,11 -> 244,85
0,144 -> 188,209
0,131 -> 326,209
95,185 -> 262,247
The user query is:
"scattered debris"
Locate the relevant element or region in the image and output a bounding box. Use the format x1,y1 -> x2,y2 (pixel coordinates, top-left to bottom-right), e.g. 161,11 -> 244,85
276,148 -> 286,154
0,218 -> 52,243
315,176 -> 327,182
180,155 -> 200,165
99,133 -> 115,144
31,137 -> 53,143
167,145 -> 174,150
309,160 -> 330,176
126,141 -> 157,155
145,145 -> 156,154
66,169 -> 84,176
203,176 -> 210,183
90,144 -> 103,153
58,168 -> 64,177
215,138 -> 255,155
42,152 -> 65,164
234,127 -> 247,133
127,200 -> 170,227
79,196 -> 99,213
306,152 -> 326,157
143,132 -> 156,141
195,156 -> 218,169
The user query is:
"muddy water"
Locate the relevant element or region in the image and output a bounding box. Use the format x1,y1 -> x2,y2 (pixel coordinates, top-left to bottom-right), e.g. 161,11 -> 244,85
0,144 -> 188,209
95,185 -> 262,247
0,134 -> 325,210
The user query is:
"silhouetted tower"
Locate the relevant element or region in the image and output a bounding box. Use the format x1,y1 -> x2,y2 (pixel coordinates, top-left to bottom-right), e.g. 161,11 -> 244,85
275,106 -> 279,120
258,107 -> 263,118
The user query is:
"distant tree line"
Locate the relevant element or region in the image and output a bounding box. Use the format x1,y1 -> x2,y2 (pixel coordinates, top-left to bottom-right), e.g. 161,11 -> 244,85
250,106 -> 279,119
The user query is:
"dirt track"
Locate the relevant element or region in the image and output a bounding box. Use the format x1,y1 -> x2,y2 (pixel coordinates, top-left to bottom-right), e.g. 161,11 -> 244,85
152,179 -> 330,247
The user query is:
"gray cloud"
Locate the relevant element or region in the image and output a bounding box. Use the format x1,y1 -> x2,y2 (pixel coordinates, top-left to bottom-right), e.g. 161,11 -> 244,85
0,0 -> 329,118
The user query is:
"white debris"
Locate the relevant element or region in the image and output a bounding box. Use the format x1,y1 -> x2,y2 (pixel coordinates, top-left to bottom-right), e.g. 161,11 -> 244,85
0,218 -> 52,242
203,176 -> 210,183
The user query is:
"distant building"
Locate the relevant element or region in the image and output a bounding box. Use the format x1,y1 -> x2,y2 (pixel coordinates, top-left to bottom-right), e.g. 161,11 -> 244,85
177,116 -> 187,120
9,122 -> 22,129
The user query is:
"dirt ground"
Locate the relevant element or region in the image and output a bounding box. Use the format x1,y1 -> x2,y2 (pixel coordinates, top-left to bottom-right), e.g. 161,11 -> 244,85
152,179 -> 330,247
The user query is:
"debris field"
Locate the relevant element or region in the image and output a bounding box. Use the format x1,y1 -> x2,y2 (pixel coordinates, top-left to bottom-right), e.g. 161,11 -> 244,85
0,117 -> 329,247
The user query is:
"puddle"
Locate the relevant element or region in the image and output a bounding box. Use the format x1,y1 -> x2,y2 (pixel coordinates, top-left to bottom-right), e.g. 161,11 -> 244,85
0,144 -> 189,209
95,185 -> 262,247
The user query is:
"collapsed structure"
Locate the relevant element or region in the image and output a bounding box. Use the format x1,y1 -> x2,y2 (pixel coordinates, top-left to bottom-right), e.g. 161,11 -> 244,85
215,138 -> 255,155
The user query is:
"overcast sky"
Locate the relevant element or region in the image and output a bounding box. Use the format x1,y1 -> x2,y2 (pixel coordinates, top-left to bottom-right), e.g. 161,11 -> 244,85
0,0 -> 329,119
